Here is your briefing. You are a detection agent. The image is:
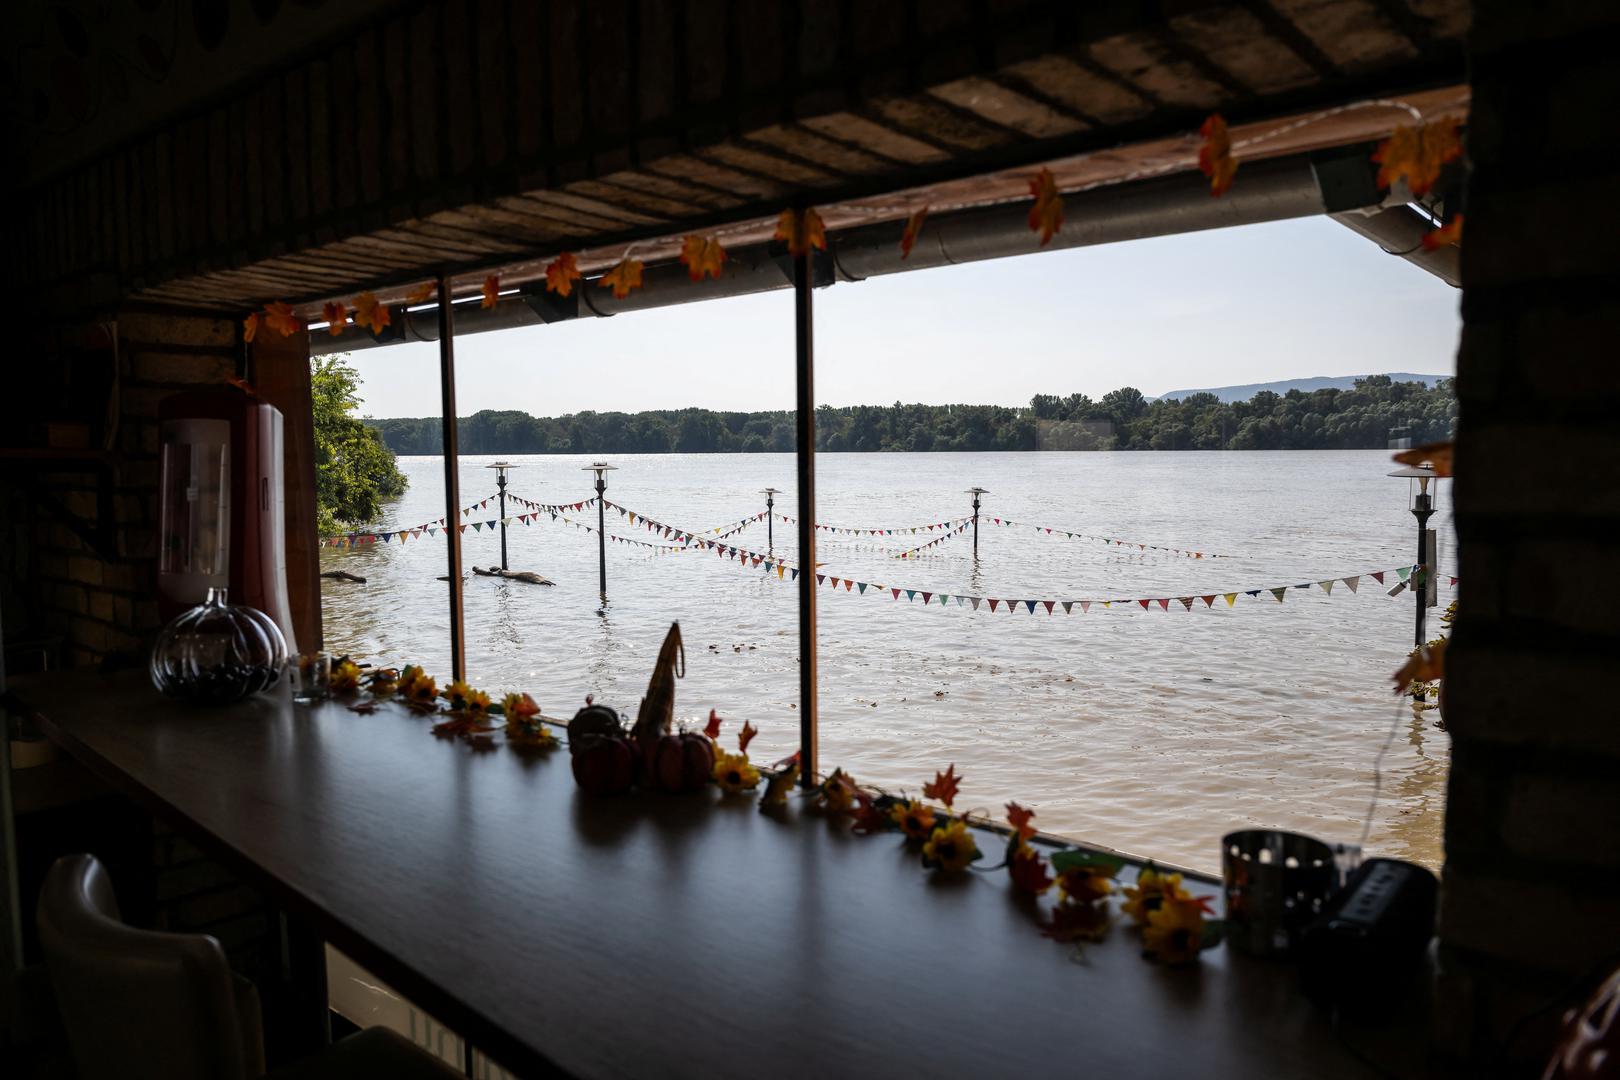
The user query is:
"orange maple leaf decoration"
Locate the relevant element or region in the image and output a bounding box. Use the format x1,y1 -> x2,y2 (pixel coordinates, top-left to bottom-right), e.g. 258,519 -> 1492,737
545,253 -> 582,297
353,292 -> 391,335
600,259 -> 644,299
1198,114 -> 1239,197
242,312 -> 260,343
405,282 -> 436,306
738,720 -> 758,754
900,206 -> 930,259
1422,214 -> 1463,251
321,302 -> 348,336
1394,639 -> 1445,695
1007,801 -> 1037,842
263,301 -> 302,337
1372,120 -> 1463,198
481,275 -> 500,309
1027,168 -> 1063,246
1010,846 -> 1055,895
679,235 -> 728,282
704,708 -> 723,740
850,790 -> 890,836
774,208 -> 827,257
432,713 -> 497,740
923,764 -> 962,809
1392,440 -> 1453,478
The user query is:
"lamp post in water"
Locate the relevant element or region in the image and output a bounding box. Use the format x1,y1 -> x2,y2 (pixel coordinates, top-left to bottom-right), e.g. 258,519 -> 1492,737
484,462 -> 518,570
761,487 -> 780,552
583,462 -> 617,596
1389,462 -> 1444,700
966,487 -> 989,557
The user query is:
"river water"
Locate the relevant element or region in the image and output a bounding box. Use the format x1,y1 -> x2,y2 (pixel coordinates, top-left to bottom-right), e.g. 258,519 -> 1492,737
319,449 -> 1452,874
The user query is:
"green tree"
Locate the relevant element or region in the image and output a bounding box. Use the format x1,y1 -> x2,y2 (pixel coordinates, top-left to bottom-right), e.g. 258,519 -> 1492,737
311,356 -> 407,535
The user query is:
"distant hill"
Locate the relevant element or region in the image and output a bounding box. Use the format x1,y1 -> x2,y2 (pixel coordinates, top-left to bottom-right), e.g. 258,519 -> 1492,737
1153,373 -> 1449,402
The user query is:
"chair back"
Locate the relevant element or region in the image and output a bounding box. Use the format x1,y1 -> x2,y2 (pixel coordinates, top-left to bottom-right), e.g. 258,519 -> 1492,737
36,853 -> 262,1080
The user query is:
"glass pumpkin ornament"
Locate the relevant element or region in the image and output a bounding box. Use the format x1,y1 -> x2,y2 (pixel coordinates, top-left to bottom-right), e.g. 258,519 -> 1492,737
149,587 -> 288,704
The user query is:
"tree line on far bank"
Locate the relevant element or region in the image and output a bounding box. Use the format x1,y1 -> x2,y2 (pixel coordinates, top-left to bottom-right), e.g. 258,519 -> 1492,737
366,376 -> 1455,456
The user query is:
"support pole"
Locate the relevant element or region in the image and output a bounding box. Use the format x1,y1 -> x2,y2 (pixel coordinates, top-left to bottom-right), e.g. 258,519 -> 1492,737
496,469 -> 508,570
762,487 -> 778,552
793,244 -> 817,788
1414,498 -> 1435,651
583,463 -> 616,599
597,477 -> 607,595
436,276 -> 466,683
967,487 -> 987,558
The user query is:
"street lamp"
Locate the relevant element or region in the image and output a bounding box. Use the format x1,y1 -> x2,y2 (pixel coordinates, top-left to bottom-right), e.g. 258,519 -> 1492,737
761,487 -> 780,551
1388,461 -> 1445,660
582,462 -> 618,596
483,461 -> 519,570
966,487 -> 989,557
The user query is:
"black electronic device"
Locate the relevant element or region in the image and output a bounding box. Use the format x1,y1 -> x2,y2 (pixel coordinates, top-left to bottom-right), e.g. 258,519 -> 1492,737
1297,857 -> 1438,1018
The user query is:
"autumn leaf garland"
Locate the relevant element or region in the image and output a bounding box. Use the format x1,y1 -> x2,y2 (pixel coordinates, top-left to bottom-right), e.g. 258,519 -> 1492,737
1198,114 -> 1238,197
243,111 -> 1468,338
679,234 -> 728,281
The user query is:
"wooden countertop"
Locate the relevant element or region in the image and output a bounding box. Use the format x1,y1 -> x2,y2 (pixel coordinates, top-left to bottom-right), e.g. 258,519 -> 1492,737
9,669 -> 1396,1079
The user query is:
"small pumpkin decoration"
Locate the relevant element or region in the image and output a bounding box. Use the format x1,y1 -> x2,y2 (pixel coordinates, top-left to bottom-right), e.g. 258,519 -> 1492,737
568,699 -> 624,746
568,701 -> 635,796
654,730 -> 715,794
571,732 -> 636,796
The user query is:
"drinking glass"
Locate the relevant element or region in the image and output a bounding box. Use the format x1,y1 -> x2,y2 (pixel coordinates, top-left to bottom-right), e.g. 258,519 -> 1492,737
291,652 -> 331,705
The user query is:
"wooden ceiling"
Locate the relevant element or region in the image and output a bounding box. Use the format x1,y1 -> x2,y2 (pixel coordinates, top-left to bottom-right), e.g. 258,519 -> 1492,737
12,1 -> 1472,317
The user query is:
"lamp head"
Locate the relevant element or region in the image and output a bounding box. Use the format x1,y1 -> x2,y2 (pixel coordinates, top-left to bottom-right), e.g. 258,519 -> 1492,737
1387,464 -> 1442,513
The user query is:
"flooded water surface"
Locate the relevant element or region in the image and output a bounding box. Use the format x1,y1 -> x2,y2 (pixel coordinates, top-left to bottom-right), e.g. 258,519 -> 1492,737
321,449 -> 1452,874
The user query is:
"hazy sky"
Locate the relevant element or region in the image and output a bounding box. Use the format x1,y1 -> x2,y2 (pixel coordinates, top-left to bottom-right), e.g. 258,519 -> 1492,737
344,215 -> 1460,418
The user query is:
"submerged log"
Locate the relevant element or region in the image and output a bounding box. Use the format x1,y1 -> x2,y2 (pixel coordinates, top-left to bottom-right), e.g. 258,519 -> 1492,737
320,570 -> 367,583
472,566 -> 554,585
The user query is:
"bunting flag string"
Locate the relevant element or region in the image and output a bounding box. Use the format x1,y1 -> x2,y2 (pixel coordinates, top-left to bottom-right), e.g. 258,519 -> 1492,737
505,494 -> 600,515
321,491 -> 505,547
549,497 -> 1460,617
682,542 -> 1448,616
890,520 -> 973,559
550,509 -> 692,554
982,517 -> 1232,559
772,512 -> 972,537
704,512 -> 770,540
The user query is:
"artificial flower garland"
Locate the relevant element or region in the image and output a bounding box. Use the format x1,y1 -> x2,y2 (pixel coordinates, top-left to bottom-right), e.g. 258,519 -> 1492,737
326,658 -> 1224,965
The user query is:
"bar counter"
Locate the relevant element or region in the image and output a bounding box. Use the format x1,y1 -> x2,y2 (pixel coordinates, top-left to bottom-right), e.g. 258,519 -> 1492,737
8,670 -> 1411,1078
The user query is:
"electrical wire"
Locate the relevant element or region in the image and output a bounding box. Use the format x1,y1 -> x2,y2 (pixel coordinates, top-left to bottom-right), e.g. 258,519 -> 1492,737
1360,695 -> 1408,848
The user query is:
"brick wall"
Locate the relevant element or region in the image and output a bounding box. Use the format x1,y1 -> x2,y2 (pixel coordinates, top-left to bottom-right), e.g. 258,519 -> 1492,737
1437,1 -> 1620,1067
1,307 -> 241,669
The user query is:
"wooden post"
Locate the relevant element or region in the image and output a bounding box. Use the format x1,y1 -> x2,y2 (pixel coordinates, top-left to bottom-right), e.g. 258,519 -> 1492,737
794,246 -> 817,787
436,277 -> 466,683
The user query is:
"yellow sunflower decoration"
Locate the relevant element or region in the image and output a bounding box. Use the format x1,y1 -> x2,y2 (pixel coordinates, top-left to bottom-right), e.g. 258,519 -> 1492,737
889,799 -> 936,841
712,751 -> 761,794
815,768 -> 857,814
329,657 -> 362,692
1121,864 -> 1192,926
1142,897 -> 1209,966
921,819 -> 981,873
404,673 -> 439,707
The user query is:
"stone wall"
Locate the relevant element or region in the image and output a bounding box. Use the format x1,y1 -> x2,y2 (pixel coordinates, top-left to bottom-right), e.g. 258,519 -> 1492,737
3,308 -> 242,669
1438,0 -> 1620,1066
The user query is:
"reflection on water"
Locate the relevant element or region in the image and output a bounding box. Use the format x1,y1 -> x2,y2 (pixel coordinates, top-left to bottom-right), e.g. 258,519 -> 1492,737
321,450 -> 1452,875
